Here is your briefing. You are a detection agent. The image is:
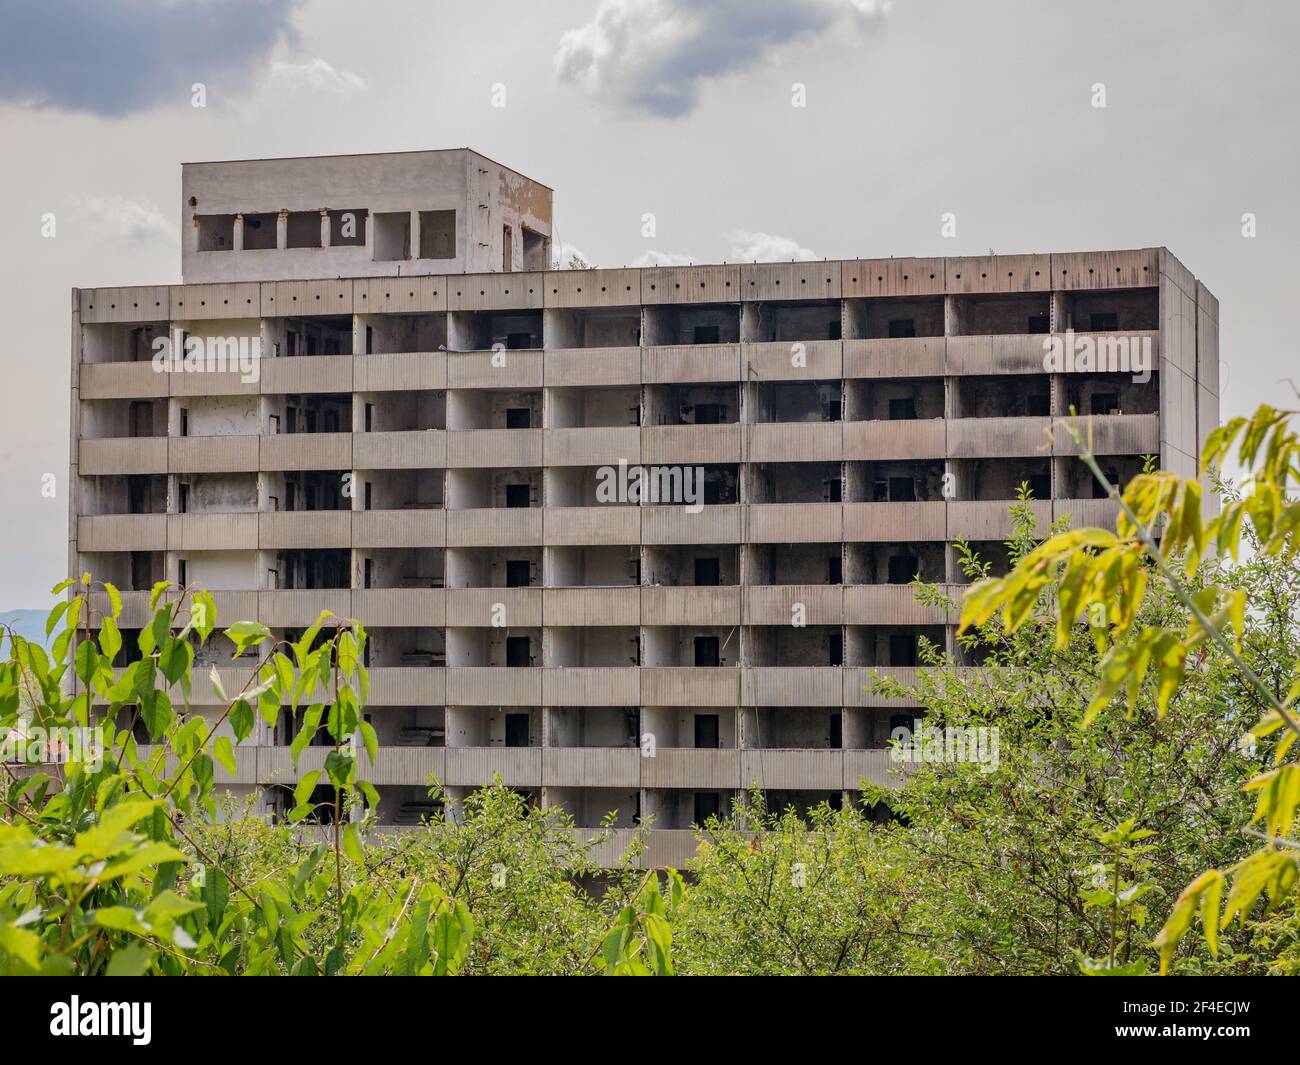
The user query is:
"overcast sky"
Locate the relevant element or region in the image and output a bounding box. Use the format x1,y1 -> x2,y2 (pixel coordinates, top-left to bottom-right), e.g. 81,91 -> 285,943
0,0 -> 1296,606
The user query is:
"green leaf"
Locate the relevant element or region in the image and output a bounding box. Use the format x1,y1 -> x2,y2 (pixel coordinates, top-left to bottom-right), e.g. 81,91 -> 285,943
359,719 -> 379,766
103,581 -> 123,620
139,688 -> 174,741
225,620 -> 271,656
98,615 -> 122,662
93,906 -> 148,934
213,736 -> 237,774
229,698 -> 254,744
159,637 -> 192,685
190,590 -> 216,642
106,940 -> 155,976
45,600 -> 69,638
342,823 -> 364,864
294,770 -> 321,808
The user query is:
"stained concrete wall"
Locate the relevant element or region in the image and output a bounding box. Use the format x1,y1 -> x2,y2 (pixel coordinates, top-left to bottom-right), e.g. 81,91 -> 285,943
182,150 -> 551,283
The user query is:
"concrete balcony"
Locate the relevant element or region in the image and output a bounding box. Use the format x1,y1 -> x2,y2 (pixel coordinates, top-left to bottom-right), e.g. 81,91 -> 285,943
642,344 -> 741,384
542,347 -> 641,388
742,339 -> 842,381
89,589 -> 259,630
447,350 -> 542,389
259,432 -> 352,471
946,334 -> 1050,376
947,416 -> 1051,459
79,437 -> 168,476
743,585 -> 843,625
257,589 -> 352,628
740,749 -> 844,790
259,510 -> 351,549
544,268 -> 639,308
845,665 -> 988,707
543,667 -> 640,706
843,337 -> 945,379
843,501 -> 946,542
748,503 -> 842,543
542,747 -> 640,788
78,514 -> 167,552
562,828 -> 702,869
745,422 -> 843,463
641,423 -> 740,465
367,667 -> 446,707
170,512 -> 259,551
259,355 -> 354,394
742,667 -> 842,707
1054,498 -> 1121,530
641,504 -> 741,545
641,264 -> 739,304
542,587 -> 640,627
844,749 -> 906,789
640,748 -> 741,789
543,426 -> 640,466
637,829 -> 703,869
167,369 -> 259,398
137,745 -> 258,785
1053,413 -> 1159,456
353,430 -> 446,469
641,667 -> 740,706
445,667 -> 541,705
79,362 -> 169,400
641,585 -> 740,626
266,746 -> 448,787
844,666 -> 924,707
170,435 -> 259,473
844,584 -> 953,625
351,587 -> 445,628
946,499 -> 1051,540
444,747 -> 542,787
165,666 -> 248,707
352,508 -> 446,548
843,418 -> 944,461
446,507 -> 542,547
447,429 -> 541,468
446,587 -> 542,627
353,352 -> 447,392
542,506 -> 640,545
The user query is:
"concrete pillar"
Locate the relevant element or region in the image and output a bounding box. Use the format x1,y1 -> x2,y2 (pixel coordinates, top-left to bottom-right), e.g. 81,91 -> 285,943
320,209 -> 331,248
410,210 -> 421,260
275,210 -> 288,250
1050,291 -> 1070,333
943,294 -> 963,337
233,213 -> 244,252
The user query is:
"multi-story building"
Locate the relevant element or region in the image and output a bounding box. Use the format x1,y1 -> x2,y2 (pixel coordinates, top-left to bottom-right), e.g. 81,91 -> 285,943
69,149 -> 1219,867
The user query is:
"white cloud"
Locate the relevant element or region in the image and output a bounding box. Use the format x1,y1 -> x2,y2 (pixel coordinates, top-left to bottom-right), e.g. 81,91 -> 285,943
268,58 -> 366,95
631,249 -> 698,267
69,196 -> 177,245
555,0 -> 891,117
729,229 -> 818,262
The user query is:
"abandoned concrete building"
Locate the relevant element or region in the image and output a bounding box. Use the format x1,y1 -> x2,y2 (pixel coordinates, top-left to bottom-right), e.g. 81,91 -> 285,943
69,148 -> 1220,866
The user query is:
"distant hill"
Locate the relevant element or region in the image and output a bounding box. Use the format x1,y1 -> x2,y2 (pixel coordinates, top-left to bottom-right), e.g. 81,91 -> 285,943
0,609 -> 54,653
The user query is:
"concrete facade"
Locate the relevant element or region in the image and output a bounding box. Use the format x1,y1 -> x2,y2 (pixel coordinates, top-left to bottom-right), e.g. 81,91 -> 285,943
70,151 -> 1219,867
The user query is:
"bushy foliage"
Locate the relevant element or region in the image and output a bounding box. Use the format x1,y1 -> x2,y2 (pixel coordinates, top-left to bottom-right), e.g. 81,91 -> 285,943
1,403 -> 1296,976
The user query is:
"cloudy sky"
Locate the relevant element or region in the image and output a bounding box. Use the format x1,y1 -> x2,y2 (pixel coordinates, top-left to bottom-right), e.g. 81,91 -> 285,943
0,0 -> 1296,606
